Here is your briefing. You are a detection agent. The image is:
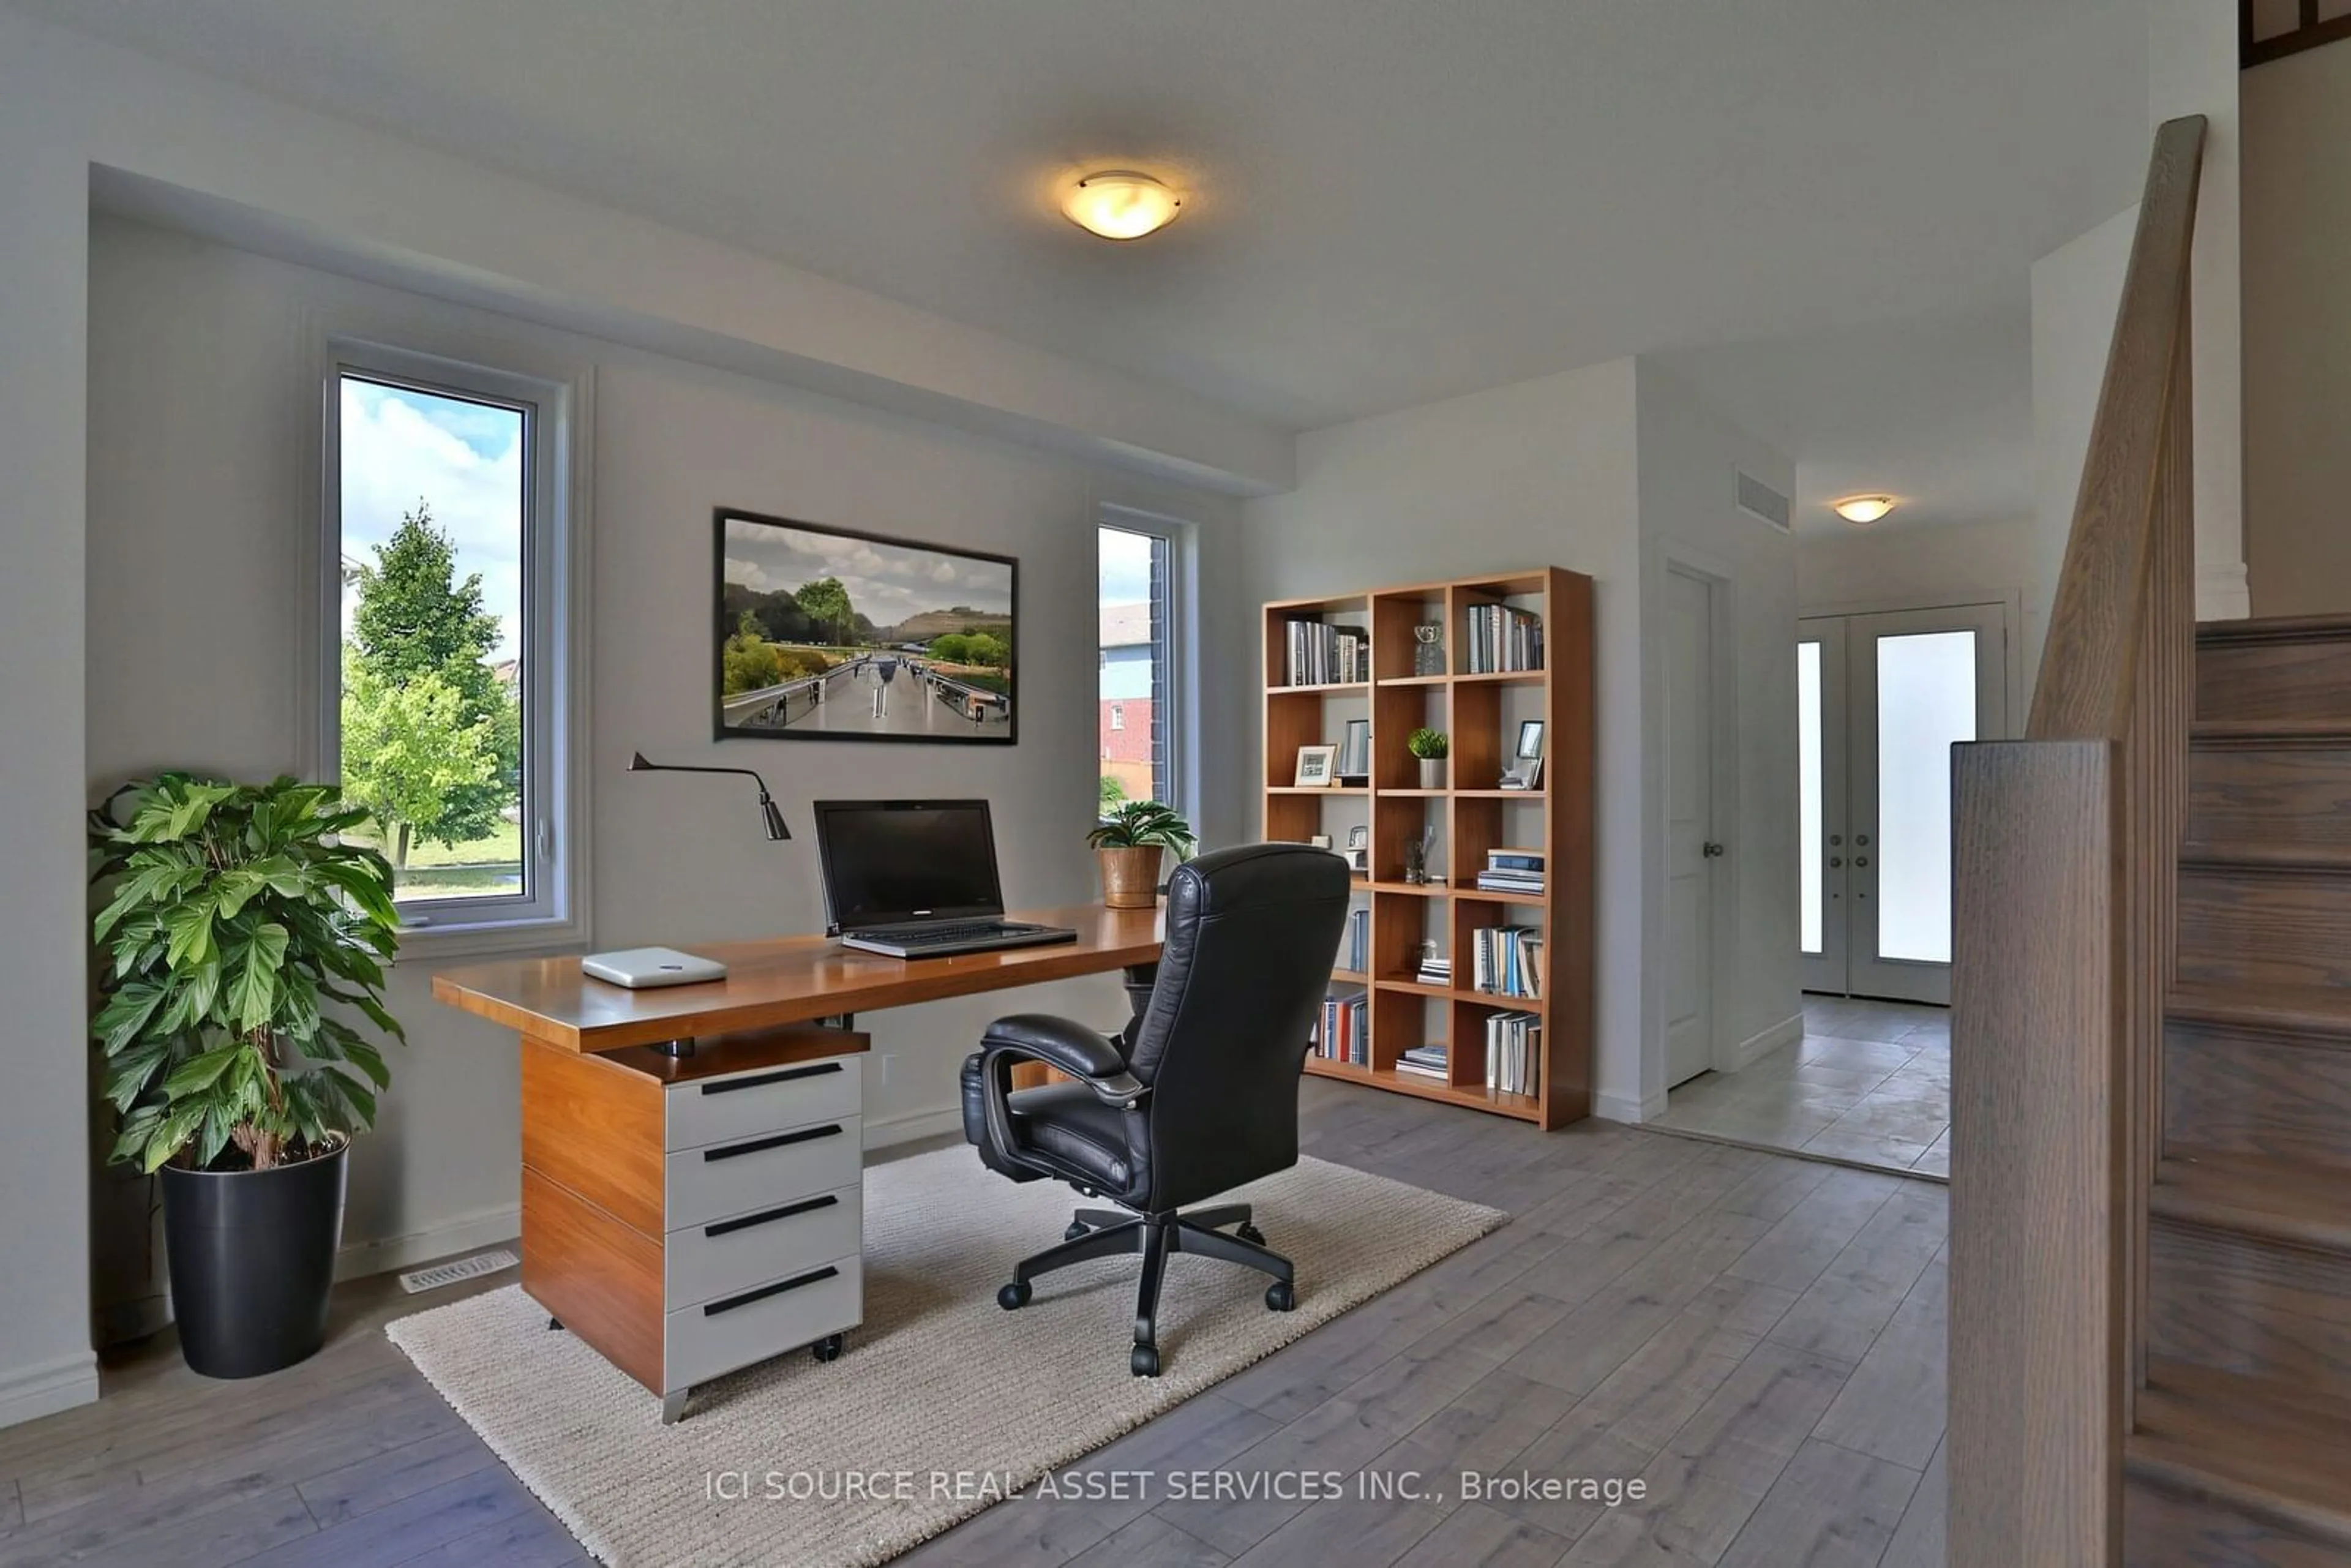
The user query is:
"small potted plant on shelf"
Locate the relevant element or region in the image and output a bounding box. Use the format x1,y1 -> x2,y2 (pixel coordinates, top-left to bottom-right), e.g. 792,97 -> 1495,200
89,773 -> 404,1379
1408,728 -> 1450,789
1088,799 -> 1196,909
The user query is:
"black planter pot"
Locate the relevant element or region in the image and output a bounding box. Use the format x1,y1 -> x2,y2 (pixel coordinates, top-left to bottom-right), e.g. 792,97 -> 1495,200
159,1140 -> 349,1379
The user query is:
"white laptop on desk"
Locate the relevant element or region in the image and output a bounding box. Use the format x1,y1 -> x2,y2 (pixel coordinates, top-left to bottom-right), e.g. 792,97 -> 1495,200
580,947 -> 729,989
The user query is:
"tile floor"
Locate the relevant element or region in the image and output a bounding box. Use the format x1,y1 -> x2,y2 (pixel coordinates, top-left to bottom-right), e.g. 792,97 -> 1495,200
1654,996 -> 1952,1178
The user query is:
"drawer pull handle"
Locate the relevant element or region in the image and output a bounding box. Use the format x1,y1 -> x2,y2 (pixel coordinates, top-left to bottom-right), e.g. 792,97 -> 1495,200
701,1062 -> 846,1096
705,1193 -> 839,1239
703,1265 -> 839,1317
703,1123 -> 844,1162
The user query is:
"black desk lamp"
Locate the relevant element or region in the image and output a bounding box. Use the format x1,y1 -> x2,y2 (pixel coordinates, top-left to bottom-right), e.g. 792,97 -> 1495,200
628,751 -> 790,840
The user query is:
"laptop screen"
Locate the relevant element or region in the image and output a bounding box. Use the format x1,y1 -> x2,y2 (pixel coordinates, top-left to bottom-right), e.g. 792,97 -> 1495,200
812,800 -> 1007,930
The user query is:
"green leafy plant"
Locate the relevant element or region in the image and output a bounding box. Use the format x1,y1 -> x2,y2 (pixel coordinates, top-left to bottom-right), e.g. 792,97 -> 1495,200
1406,728 -> 1450,760
89,773 -> 404,1174
1087,799 -> 1197,859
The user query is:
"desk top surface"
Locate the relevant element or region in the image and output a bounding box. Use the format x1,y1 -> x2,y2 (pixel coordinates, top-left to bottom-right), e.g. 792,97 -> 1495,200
432,902 -> 1165,1051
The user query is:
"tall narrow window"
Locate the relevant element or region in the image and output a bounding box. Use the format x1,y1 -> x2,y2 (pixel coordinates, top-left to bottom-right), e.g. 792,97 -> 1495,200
326,341 -> 577,936
1098,523 -> 1174,811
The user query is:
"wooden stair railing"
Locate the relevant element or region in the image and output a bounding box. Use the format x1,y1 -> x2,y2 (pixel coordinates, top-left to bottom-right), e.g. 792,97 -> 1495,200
1948,114 -> 2206,1567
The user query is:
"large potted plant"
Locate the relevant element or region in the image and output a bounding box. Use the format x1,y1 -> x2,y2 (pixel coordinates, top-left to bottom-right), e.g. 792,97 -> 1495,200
1088,800 -> 1196,909
89,773 -> 403,1378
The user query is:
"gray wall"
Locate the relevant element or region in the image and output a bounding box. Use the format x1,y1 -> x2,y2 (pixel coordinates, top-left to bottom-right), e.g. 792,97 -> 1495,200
82,216 -> 1250,1329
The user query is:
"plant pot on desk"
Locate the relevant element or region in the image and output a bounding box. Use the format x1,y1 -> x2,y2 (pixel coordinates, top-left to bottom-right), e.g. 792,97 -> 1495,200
160,1138 -> 348,1379
1418,758 -> 1447,789
1097,845 -> 1165,909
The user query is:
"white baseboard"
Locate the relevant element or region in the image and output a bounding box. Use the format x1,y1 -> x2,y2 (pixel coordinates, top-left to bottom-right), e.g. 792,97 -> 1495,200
334,1202 -> 521,1283
1594,1088 -> 1670,1125
0,1349 -> 99,1430
2198,560 -> 2251,622
864,1105 -> 965,1149
1722,1013 -> 1804,1075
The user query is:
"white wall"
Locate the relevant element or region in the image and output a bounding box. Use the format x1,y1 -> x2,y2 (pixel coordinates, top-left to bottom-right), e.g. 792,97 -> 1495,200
2242,40 -> 2351,617
1240,358 -> 1799,1123
2030,205 -> 2139,702
81,217 -> 1250,1335
1798,518 -> 2034,615
1634,362 -> 1802,1095
0,4 -> 1284,1422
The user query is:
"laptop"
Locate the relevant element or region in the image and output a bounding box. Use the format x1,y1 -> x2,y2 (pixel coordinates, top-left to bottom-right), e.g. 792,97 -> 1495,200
812,799 -> 1079,959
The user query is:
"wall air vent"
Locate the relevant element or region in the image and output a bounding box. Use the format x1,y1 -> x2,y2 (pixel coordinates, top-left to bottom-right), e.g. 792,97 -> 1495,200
1735,470 -> 1793,533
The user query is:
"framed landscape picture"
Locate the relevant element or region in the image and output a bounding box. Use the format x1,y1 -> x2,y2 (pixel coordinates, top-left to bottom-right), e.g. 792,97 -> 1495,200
715,509 -> 1017,745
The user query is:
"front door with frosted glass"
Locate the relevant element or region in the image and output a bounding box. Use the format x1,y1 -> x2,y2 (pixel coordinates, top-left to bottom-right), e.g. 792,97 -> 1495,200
1799,604 -> 2008,1005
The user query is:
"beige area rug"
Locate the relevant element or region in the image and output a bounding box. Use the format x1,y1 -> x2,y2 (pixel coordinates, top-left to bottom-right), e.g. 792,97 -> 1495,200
388,1148 -> 1504,1567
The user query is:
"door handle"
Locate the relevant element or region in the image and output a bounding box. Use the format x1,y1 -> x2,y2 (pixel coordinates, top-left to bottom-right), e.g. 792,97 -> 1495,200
1701,842 -> 1725,858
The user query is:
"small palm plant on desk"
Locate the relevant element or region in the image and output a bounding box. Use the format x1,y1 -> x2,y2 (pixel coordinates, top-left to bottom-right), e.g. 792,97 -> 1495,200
1088,800 -> 1196,909
90,773 -> 404,1379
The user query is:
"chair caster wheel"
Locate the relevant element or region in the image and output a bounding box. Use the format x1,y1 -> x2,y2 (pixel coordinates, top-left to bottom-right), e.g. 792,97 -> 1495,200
1131,1344 -> 1160,1378
1064,1220 -> 1090,1242
1265,1281 -> 1296,1312
811,1334 -> 843,1364
1236,1222 -> 1265,1245
998,1280 -> 1031,1310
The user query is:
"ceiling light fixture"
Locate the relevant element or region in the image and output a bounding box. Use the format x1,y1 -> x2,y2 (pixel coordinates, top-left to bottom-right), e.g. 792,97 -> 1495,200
1832,495 -> 1897,527
1061,170 -> 1183,241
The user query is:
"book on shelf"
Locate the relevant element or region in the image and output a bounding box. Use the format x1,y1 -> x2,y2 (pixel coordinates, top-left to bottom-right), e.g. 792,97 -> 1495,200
1487,848 -> 1545,875
1474,871 -> 1546,895
1464,603 -> 1543,674
1415,953 -> 1453,986
1284,619 -> 1368,686
1395,1043 -> 1449,1081
1336,906 -> 1371,975
1484,1011 -> 1542,1096
1313,983 -> 1369,1067
1470,925 -> 1543,998
1335,718 -> 1372,781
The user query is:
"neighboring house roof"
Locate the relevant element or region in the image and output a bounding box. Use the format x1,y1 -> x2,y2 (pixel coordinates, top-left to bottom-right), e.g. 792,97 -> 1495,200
1098,602 -> 1152,649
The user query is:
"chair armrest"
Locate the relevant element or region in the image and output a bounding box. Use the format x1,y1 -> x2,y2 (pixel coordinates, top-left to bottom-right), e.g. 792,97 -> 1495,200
979,1014 -> 1147,1108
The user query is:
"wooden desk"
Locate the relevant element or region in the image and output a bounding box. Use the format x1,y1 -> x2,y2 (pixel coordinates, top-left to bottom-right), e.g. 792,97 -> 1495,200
433,904 -> 1164,1421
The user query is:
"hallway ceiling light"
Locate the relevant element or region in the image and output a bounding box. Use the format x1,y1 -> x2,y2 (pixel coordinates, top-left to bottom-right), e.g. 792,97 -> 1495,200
1833,495 -> 1897,526
1061,170 -> 1183,241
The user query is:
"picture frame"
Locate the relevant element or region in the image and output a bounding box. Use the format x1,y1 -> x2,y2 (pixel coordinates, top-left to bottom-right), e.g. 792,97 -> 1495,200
1501,719 -> 1547,790
714,508 -> 1017,745
1293,744 -> 1340,788
1345,825 -> 1370,850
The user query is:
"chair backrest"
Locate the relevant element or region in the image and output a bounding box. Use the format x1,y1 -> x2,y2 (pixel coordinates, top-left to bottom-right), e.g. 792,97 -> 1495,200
1125,841 -> 1352,1209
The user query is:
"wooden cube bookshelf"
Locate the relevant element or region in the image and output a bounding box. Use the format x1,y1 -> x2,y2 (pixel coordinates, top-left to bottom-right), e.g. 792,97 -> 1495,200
1263,568 -> 1592,1130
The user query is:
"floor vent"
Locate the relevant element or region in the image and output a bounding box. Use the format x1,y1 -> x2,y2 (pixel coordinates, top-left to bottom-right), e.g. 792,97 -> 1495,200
1736,470 -> 1793,532
399,1249 -> 519,1294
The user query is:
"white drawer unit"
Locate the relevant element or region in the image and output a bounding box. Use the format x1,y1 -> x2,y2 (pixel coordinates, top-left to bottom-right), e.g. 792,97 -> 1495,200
666,1183 -> 864,1310
514,1030 -> 869,1427
666,1114 -> 863,1231
667,1055 -> 863,1152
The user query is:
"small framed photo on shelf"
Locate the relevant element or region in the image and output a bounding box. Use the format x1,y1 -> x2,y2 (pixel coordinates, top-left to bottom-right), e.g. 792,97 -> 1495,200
1500,719 -> 1547,790
1344,823 -> 1370,872
1293,744 -> 1340,788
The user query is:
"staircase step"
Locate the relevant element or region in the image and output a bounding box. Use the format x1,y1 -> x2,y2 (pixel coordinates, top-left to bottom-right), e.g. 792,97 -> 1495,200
2191,743 -> 2351,846
2192,719 -> 2351,749
2153,1154 -> 2351,1257
2183,840 -> 2351,874
2126,1360 -> 2351,1557
2198,615 -> 2351,724
2180,863 -> 2351,988
2150,1162 -> 2351,1403
2168,996 -> 2351,1174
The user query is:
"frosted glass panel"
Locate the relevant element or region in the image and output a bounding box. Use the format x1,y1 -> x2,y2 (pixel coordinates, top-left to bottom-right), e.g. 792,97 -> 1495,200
1798,642 -> 1823,954
1875,631 -> 1975,964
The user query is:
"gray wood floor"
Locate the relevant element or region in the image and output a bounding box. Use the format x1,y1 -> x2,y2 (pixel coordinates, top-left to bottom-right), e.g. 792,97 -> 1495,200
0,1079 -> 1948,1567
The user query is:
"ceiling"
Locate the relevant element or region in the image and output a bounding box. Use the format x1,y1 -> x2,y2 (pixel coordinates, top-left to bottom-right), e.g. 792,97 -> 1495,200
20,0 -> 2150,446
1659,301 -> 2037,536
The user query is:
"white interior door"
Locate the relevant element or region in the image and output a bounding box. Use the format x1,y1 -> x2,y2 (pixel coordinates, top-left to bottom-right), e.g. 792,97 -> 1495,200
1848,604 -> 2008,1004
1797,618 -> 1849,994
1664,569 -> 1717,1087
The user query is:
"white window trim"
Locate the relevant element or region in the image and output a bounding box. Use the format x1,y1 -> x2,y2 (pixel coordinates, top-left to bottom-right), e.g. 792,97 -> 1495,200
308,320 -> 594,957
1098,506 -> 1194,817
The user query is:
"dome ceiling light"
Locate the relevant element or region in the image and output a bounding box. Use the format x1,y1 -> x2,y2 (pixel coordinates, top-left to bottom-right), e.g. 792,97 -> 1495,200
1832,495 -> 1898,526
1061,170 -> 1183,241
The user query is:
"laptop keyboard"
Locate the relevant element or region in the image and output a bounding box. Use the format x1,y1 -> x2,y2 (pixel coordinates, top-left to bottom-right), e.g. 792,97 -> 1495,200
853,920 -> 1041,947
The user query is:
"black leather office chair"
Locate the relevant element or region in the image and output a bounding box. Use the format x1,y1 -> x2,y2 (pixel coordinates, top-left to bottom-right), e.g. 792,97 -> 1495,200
959,842 -> 1351,1376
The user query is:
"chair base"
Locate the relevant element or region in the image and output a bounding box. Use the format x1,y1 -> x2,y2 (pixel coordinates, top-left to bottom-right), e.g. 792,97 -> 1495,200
997,1202 -> 1297,1376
